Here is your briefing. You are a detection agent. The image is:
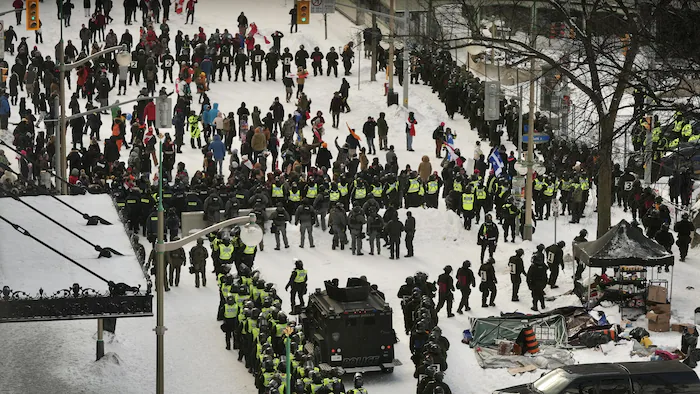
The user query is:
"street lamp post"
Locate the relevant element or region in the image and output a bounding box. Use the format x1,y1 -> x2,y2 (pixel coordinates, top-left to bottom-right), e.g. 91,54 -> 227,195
154,179 -> 263,394
58,45 -> 131,194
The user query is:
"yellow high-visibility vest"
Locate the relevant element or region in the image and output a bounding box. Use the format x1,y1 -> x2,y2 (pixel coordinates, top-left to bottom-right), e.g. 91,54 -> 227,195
682,124 -> 693,138
329,191 -> 340,201
408,179 -> 420,193
306,185 -> 318,198
272,185 -> 284,198
338,184 -> 349,196
453,181 -> 462,193
372,185 -> 383,197
294,269 -> 307,283
289,190 -> 301,202
426,181 -> 438,194
243,245 -> 256,255
219,244 -> 234,260
354,187 -> 366,199
462,193 -> 474,211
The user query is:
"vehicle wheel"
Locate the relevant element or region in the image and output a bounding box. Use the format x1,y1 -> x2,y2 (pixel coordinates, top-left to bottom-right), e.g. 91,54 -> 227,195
381,367 -> 394,374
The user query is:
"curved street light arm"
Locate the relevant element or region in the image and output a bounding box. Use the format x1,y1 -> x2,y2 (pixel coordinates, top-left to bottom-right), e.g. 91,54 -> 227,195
156,213 -> 257,252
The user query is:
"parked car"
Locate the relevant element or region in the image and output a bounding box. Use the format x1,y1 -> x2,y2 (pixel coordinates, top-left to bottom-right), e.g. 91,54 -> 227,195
493,361 -> 700,393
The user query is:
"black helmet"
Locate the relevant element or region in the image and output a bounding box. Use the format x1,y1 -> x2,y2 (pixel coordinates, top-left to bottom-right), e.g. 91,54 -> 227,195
295,259 -> 303,269
433,387 -> 445,394
682,213 -> 690,220
444,265 -> 453,273
278,312 -> 288,324
353,372 -> 364,388
434,371 -> 445,382
462,260 -> 471,268
516,248 -> 524,256
580,229 -> 588,237
487,257 -> 495,265
310,371 -> 321,384
537,244 -> 545,251
485,214 -> 492,222
557,241 -> 566,248
406,276 -> 414,285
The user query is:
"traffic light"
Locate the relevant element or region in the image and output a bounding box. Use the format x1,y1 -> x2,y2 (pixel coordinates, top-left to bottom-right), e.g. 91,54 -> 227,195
297,1 -> 310,25
26,0 -> 40,31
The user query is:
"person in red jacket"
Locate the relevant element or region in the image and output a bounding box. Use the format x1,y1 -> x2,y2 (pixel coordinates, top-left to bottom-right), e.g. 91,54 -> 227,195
13,0 -> 23,25
142,100 -> 157,130
185,0 -> 197,24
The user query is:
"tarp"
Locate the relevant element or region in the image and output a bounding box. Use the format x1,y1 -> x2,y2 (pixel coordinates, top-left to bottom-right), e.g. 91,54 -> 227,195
501,307 -> 599,341
573,220 -> 674,267
474,346 -> 575,369
469,314 -> 569,349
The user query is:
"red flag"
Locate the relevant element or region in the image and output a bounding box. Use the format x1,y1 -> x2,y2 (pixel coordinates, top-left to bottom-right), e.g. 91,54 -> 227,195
249,22 -> 270,45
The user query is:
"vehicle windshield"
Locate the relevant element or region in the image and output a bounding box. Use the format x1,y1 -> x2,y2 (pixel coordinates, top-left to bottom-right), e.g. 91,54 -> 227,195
532,369 -> 575,394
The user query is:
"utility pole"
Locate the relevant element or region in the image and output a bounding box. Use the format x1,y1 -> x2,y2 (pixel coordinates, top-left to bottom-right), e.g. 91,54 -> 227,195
58,0 -> 67,195
155,141 -> 165,394
370,2 -> 377,82
387,0 -> 395,99
402,0 -> 409,108
523,1 -> 538,241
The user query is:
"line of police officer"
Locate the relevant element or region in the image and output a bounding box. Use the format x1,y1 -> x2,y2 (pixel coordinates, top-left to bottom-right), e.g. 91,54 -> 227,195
215,253 -> 369,394
397,274 -> 452,394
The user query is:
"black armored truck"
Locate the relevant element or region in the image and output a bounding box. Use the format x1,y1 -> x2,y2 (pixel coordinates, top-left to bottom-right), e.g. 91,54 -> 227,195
301,278 -> 400,373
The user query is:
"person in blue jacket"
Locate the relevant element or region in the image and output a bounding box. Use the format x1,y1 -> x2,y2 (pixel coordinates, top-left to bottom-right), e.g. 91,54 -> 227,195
201,103 -> 212,140
208,134 -> 226,175
0,94 -> 10,131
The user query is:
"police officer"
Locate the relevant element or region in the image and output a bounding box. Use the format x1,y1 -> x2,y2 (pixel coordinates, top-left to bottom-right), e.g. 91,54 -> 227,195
223,295 -> 237,349
477,214 -> 499,264
250,44 -> 265,82
272,203 -> 291,250
285,259 -> 307,312
455,260 -> 476,313
501,196 -> 520,243
346,373 -> 368,394
168,238 -> 187,287
234,48 -> 249,82
189,238 -> 209,287
436,265 -> 455,318
509,249 -> 525,301
295,199 -> 316,248
367,212 -> 384,255
545,241 -> 565,289
675,213 -> 695,262
461,185 -> 476,230
405,211 -> 416,257
573,229 -> 588,280
348,205 -> 367,255
218,44 -> 233,81
527,244 -> 548,311
329,202 -> 348,250
478,257 -> 497,307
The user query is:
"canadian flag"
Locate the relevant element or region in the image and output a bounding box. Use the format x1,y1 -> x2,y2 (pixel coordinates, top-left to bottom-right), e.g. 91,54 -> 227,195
248,23 -> 270,45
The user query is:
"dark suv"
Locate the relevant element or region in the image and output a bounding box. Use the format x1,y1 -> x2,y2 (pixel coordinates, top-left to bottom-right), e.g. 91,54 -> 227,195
494,361 -> 700,393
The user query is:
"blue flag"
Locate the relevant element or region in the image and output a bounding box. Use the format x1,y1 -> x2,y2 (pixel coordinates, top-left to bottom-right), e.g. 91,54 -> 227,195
488,149 -> 504,176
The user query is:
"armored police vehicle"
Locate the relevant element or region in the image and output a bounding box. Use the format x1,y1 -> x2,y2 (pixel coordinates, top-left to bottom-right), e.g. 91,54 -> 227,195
301,278 -> 400,373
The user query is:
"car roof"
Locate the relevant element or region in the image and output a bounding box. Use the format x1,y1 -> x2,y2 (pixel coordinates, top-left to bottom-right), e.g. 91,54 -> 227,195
560,362 -> 696,377
560,363 -> 627,376
619,361 -> 698,376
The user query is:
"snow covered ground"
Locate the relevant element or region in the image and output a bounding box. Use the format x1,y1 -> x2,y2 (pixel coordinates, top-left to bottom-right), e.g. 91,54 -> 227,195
0,1 -> 699,393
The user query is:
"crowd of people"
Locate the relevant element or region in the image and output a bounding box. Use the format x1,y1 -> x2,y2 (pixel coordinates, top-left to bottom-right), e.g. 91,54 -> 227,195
0,0 -> 697,392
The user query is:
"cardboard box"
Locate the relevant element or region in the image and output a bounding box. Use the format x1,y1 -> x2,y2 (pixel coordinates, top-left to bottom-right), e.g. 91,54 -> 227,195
646,311 -> 670,322
650,303 -> 671,315
671,323 -> 694,333
647,285 -> 668,304
648,319 -> 670,332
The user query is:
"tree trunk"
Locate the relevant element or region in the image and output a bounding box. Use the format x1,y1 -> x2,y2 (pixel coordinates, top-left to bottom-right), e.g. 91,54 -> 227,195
597,114 -> 614,238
